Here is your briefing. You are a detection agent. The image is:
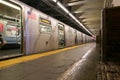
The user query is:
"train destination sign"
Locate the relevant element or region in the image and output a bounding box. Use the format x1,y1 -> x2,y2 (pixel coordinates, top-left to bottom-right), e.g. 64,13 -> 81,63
40,18 -> 51,25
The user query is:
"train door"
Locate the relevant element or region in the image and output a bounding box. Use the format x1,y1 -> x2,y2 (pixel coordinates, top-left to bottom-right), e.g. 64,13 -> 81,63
74,30 -> 78,45
58,23 -> 65,48
0,1 -> 22,59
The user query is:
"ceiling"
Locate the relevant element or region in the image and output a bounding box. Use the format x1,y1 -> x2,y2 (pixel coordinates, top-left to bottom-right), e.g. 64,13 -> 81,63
61,0 -> 105,36
19,0 -> 105,36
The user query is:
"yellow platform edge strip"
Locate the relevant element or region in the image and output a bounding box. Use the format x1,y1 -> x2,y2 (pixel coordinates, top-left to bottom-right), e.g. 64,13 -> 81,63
0,44 -> 86,69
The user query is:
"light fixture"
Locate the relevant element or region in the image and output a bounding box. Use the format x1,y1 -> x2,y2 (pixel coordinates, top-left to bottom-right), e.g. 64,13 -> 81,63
0,0 -> 20,10
70,13 -> 93,36
57,2 -> 69,14
69,13 -> 76,20
51,0 -> 57,3
51,0 -> 93,36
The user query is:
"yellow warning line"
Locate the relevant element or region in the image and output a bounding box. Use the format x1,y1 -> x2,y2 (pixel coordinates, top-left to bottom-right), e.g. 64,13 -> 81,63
0,44 -> 86,69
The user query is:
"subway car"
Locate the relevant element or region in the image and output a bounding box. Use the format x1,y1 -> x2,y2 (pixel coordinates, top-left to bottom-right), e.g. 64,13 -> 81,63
0,0 -> 94,59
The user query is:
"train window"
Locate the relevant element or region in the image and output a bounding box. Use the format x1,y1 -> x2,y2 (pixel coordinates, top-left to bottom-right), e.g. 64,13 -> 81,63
40,24 -> 51,33
0,1 -> 22,59
58,23 -> 65,48
58,24 -> 64,30
0,1 -> 21,37
39,17 -> 51,33
6,24 -> 19,37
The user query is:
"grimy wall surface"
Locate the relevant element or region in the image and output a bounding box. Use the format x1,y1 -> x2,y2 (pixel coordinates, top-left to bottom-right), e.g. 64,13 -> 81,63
102,7 -> 120,61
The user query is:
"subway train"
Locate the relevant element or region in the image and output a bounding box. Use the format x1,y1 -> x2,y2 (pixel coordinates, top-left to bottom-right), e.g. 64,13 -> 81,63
0,0 -> 94,55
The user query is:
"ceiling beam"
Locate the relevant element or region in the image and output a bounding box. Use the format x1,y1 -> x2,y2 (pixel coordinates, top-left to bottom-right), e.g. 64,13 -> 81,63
83,17 -> 100,20
73,10 -> 84,13
67,1 -> 85,6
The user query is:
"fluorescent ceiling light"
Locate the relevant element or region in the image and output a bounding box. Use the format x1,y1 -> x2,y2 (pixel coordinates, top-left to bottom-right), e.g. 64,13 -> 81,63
0,0 -> 20,10
52,0 -> 93,36
69,13 -> 76,20
69,13 -> 93,35
57,2 -> 69,13
76,19 -> 80,23
51,0 -> 57,3
80,24 -> 93,35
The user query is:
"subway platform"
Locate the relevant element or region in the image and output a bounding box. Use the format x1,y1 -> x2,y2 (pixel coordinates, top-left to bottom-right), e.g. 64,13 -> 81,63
0,43 -> 99,80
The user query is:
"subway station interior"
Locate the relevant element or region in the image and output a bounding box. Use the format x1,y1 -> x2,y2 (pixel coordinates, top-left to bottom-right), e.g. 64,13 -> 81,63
0,0 -> 120,80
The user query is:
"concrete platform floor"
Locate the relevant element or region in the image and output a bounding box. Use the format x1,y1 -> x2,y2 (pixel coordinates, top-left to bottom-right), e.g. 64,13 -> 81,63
97,62 -> 120,80
0,43 -> 99,80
